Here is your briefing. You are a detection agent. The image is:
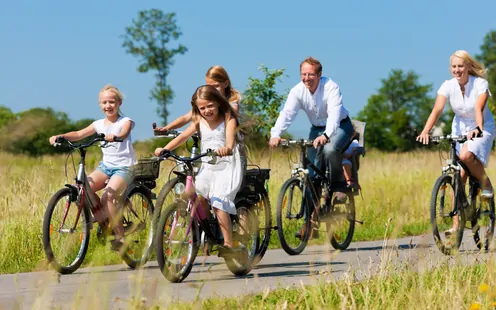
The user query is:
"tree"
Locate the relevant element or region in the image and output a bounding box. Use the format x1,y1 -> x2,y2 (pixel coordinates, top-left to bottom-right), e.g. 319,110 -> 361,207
0,108 -> 94,156
476,30 -> 496,115
0,106 -> 15,128
122,9 -> 187,124
356,70 -> 441,151
242,65 -> 287,139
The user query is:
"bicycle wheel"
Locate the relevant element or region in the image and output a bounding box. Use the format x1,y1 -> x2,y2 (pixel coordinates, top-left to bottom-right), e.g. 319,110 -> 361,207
239,179 -> 272,262
276,177 -> 311,255
225,203 -> 260,276
42,187 -> 91,274
120,187 -> 155,269
328,192 -> 356,250
155,201 -> 199,283
430,174 -> 465,255
472,191 -> 495,251
153,177 -> 183,224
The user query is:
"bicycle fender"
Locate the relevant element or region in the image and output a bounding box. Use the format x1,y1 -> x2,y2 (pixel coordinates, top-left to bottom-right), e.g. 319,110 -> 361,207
64,184 -> 79,201
125,182 -> 153,200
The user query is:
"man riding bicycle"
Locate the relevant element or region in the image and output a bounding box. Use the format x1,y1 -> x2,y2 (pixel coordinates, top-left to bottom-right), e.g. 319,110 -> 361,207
269,56 -> 354,215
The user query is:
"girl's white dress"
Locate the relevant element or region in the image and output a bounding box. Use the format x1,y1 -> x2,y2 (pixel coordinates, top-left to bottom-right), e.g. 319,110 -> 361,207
438,75 -> 495,167
194,120 -> 243,215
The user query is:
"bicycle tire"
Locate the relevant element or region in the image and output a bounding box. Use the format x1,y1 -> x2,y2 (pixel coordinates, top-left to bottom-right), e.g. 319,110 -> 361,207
472,193 -> 495,251
155,201 -> 199,283
276,177 -> 311,255
430,174 -> 465,255
225,202 -> 260,276
120,186 -> 155,269
329,192 -> 356,250
42,187 -> 91,274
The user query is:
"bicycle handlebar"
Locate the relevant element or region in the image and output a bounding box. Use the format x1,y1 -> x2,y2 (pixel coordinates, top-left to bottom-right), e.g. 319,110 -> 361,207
156,149 -> 217,163
279,139 -> 314,148
427,126 -> 482,144
54,133 -> 123,149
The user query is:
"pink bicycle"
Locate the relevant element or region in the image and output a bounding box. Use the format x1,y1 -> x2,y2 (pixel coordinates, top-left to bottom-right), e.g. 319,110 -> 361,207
155,149 -> 260,283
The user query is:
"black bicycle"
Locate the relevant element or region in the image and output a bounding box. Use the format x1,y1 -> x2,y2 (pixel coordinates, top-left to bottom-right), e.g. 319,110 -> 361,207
152,125 -> 273,261
427,131 -> 495,255
43,134 -> 155,274
276,139 -> 363,255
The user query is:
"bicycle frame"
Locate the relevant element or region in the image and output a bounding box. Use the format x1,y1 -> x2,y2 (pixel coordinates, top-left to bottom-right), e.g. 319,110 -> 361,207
285,140 -> 331,218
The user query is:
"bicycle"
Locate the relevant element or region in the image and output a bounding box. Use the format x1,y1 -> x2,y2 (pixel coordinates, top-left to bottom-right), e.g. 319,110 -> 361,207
154,149 -> 260,283
42,134 -> 155,274
275,139 -> 363,255
152,125 -> 273,261
426,130 -> 495,255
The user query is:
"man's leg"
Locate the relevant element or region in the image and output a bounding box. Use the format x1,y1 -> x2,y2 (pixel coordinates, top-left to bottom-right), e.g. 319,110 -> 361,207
323,119 -> 354,198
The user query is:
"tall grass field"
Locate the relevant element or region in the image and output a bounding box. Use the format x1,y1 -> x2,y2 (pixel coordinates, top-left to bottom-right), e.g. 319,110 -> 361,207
2,145 -> 496,309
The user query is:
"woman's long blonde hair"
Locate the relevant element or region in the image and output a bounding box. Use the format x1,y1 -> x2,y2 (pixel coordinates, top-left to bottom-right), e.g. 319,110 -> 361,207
206,65 -> 241,104
450,50 -> 487,79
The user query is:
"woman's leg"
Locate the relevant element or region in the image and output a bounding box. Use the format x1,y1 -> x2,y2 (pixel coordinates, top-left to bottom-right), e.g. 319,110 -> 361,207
459,143 -> 493,193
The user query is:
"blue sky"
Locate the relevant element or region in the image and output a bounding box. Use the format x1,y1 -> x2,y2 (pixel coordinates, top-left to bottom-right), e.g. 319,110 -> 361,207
1,1 -> 495,141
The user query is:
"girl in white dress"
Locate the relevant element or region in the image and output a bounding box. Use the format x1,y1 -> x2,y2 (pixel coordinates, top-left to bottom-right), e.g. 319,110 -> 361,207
155,85 -> 243,255
417,50 -> 495,234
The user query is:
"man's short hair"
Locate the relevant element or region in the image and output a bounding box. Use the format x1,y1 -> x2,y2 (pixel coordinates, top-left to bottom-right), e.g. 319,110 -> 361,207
300,57 -> 322,75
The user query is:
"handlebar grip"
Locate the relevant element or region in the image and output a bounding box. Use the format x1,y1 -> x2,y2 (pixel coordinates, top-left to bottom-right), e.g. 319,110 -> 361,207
114,137 -> 124,142
55,136 -> 65,143
159,149 -> 170,157
476,126 -> 483,138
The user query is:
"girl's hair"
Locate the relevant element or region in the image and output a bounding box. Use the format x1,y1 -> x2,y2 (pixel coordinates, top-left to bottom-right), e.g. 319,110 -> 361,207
190,85 -> 244,139
450,50 -> 487,79
99,84 -> 125,115
205,65 -> 241,104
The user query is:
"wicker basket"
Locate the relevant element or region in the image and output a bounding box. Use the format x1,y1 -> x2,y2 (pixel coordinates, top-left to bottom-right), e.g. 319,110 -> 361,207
133,158 -> 161,181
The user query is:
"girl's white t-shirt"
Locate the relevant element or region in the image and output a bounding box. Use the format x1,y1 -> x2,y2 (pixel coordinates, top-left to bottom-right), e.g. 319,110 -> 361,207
92,116 -> 137,168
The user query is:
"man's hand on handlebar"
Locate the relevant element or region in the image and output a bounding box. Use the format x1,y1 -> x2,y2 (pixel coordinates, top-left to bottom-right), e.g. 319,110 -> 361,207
313,135 -> 327,148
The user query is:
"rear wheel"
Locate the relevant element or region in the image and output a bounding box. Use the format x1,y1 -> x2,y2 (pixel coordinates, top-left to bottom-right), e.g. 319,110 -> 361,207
120,187 -> 155,269
472,187 -> 495,251
42,187 -> 91,274
328,192 -> 356,250
431,174 -> 465,255
225,203 -> 260,276
276,177 -> 310,255
155,201 -> 199,283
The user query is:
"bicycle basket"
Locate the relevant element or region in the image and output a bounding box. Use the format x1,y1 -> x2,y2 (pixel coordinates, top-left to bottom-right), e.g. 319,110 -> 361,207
133,158 -> 161,181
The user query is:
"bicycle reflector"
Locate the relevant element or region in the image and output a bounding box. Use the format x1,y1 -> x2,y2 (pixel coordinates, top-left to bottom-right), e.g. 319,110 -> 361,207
174,182 -> 185,195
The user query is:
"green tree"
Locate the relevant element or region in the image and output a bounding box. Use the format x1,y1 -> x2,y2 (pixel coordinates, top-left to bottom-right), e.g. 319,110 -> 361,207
0,106 -> 15,127
122,9 -> 187,124
0,108 -> 94,156
356,70 -> 440,151
476,30 -> 496,115
242,65 -> 287,139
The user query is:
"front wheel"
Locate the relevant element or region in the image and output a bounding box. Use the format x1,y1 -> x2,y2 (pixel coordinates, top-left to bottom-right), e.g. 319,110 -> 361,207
430,174 -> 465,255
276,177 -> 310,255
155,201 -> 199,283
42,187 -> 91,274
120,186 -> 155,269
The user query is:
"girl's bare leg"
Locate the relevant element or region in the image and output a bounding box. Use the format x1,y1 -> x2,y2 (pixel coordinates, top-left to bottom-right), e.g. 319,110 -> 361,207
214,208 -> 233,247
